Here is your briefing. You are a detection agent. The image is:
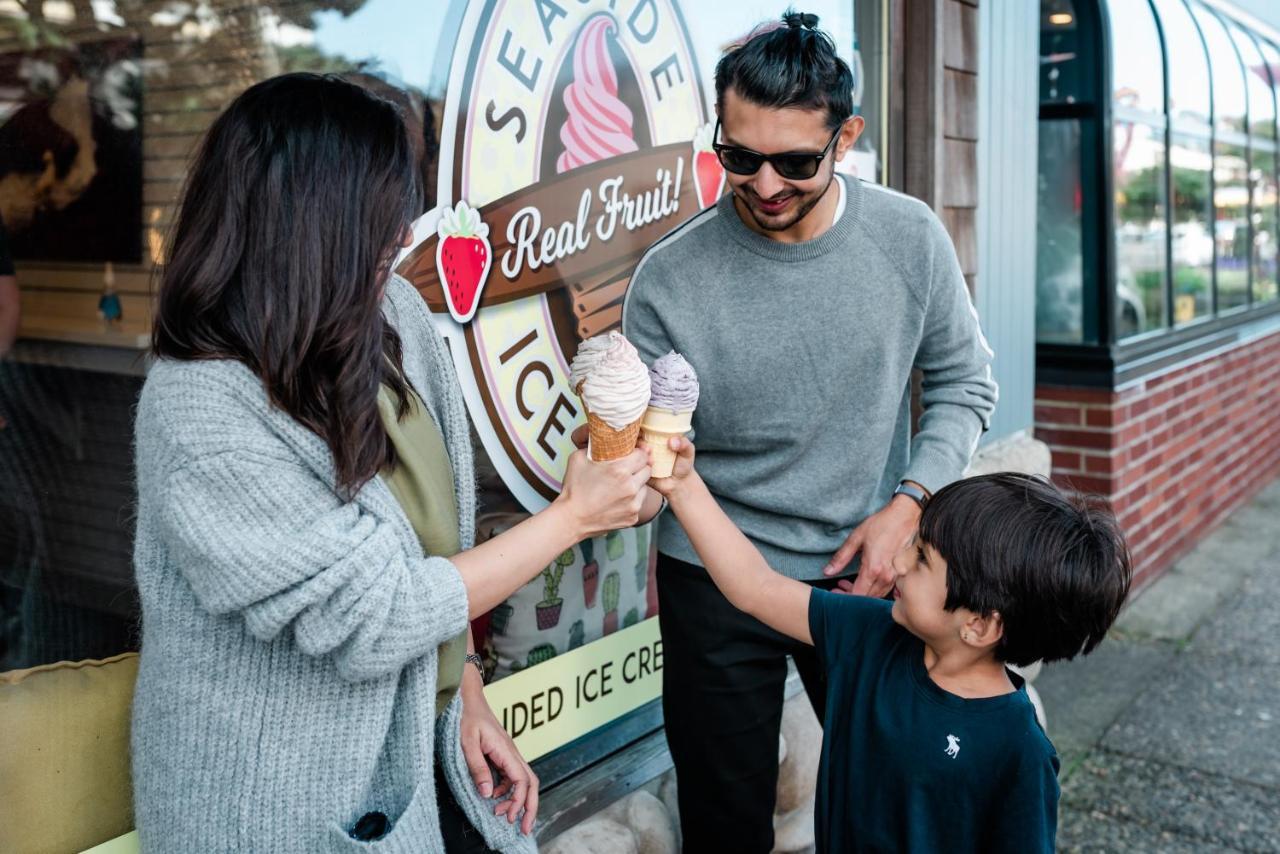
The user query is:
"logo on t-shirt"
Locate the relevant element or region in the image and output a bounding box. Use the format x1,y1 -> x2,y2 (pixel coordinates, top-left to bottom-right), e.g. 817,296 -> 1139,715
945,734 -> 961,758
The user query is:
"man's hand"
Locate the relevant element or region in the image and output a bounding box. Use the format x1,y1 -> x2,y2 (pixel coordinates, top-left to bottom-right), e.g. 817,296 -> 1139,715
459,672 -> 539,835
823,494 -> 921,597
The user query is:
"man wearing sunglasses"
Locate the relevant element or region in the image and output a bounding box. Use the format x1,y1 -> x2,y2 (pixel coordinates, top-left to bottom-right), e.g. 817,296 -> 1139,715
622,11 -> 997,851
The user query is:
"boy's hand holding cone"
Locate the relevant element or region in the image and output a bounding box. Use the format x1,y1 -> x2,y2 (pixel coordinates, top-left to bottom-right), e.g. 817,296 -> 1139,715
641,351 -> 700,478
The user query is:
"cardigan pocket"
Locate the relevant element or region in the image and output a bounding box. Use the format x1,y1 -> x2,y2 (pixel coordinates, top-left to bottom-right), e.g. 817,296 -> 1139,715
327,781 -> 439,853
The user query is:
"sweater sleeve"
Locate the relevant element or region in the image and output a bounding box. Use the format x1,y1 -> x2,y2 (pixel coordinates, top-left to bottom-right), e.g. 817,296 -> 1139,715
621,254 -> 677,368
159,449 -> 469,682
903,216 -> 999,494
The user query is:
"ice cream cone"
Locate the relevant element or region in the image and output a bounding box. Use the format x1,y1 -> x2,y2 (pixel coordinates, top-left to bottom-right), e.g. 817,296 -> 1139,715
587,410 -> 642,461
640,406 -> 693,477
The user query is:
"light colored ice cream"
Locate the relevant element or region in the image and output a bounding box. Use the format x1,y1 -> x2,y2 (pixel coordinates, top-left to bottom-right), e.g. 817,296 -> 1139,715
569,330 -> 626,392
579,337 -> 650,431
648,351 -> 700,412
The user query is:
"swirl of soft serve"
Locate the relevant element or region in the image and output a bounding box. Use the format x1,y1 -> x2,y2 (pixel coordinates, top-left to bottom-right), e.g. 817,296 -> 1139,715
569,330 -> 630,392
648,351 -> 700,412
580,337 -> 651,430
556,15 -> 640,173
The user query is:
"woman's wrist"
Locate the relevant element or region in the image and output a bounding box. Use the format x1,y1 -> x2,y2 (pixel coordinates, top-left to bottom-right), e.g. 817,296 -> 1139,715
548,491 -> 590,544
460,661 -> 487,701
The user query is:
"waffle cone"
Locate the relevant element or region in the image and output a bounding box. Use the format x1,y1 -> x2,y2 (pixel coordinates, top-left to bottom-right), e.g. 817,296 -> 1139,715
587,411 -> 642,461
640,406 -> 694,477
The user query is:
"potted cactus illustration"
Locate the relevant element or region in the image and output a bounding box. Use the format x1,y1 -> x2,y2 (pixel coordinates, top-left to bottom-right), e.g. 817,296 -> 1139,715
624,607 -> 639,628
634,526 -> 649,592
602,571 -> 621,634
568,620 -> 585,650
527,643 -> 557,668
491,602 -> 514,636
606,529 -> 625,561
581,538 -> 600,608
537,551 -> 571,630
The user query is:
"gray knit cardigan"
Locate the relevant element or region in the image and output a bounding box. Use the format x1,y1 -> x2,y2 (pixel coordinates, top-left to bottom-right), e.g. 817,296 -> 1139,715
131,274 -> 538,853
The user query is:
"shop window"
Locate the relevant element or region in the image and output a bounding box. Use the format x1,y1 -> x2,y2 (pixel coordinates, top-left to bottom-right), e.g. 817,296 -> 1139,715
1115,121 -> 1169,336
1247,33 -> 1280,306
1041,0 -> 1089,106
1037,119 -> 1090,343
1038,0 -> 1280,386
1169,134 -> 1214,324
1192,2 -> 1248,137
1108,0 -> 1165,117
1150,0 -> 1211,129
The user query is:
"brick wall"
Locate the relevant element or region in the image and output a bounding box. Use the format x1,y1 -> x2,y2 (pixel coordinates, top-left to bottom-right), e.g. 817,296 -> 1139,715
1036,329 -> 1280,588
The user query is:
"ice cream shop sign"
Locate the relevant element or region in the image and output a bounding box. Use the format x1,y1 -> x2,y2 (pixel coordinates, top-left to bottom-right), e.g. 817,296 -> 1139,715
397,0 -> 721,511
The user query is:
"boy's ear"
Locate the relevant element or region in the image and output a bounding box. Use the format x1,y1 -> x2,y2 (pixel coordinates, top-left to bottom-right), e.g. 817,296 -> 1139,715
961,611 -> 1004,651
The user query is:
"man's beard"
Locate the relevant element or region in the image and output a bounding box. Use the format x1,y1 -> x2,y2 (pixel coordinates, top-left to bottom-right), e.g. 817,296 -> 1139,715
736,172 -> 835,233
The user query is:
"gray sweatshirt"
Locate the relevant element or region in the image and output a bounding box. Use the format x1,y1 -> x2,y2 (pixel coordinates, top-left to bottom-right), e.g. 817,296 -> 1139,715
130,275 -> 536,853
623,176 -> 998,580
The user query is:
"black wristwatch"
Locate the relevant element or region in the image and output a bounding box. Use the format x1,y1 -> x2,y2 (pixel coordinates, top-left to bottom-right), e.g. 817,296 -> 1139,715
892,481 -> 929,510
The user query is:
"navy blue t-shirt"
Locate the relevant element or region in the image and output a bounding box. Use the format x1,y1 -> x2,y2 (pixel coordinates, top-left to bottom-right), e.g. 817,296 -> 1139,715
808,589 -> 1059,853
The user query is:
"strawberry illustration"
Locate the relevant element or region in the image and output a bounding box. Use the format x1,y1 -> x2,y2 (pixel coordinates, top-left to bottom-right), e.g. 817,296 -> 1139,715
435,200 -> 492,324
692,122 -> 725,210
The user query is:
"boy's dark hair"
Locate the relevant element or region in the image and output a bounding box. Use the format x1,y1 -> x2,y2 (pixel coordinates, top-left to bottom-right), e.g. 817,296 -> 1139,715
714,9 -> 854,131
919,473 -> 1133,667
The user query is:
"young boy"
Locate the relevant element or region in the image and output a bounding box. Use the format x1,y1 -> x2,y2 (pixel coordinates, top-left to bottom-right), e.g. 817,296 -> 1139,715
647,438 -> 1132,853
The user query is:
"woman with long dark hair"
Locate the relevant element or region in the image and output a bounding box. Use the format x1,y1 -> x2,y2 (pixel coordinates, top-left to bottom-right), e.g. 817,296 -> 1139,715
132,73 -> 653,852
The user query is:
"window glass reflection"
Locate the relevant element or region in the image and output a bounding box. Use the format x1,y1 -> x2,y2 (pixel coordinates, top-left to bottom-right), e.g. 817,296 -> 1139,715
1041,0 -> 1088,106
1252,36 -> 1280,305
1169,134 -> 1214,323
1108,0 -> 1165,115
1227,21 -> 1275,139
1115,121 -> 1168,337
1150,0 -> 1211,127
1190,2 -> 1247,137
1251,145 -> 1278,303
1037,119 -> 1088,343
1214,139 -> 1252,310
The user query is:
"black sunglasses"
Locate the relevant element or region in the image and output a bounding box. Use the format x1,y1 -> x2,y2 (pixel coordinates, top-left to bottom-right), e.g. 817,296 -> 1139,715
711,119 -> 842,181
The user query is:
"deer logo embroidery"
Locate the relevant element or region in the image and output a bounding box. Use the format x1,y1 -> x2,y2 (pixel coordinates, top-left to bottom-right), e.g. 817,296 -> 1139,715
945,734 -> 961,758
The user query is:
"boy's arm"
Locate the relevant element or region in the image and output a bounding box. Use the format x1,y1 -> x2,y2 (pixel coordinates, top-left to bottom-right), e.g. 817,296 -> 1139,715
656,443 -> 814,645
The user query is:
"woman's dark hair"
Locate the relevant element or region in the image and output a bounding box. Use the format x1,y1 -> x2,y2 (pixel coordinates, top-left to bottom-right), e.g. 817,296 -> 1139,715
153,73 -> 421,498
919,473 -> 1133,667
714,9 -> 854,131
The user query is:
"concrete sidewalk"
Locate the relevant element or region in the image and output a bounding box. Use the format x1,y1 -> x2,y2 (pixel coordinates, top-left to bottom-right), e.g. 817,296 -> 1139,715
1036,476 -> 1280,852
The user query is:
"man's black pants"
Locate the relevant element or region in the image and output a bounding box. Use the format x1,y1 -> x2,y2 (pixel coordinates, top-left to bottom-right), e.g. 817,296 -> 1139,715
657,553 -> 832,853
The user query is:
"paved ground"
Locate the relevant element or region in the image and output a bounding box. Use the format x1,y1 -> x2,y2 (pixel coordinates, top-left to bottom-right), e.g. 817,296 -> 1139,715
1037,476 -> 1280,853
